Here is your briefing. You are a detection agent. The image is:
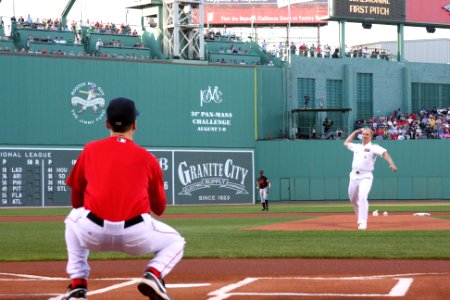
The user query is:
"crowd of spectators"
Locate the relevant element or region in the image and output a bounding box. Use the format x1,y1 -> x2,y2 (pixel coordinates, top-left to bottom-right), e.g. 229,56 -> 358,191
0,14 -> 150,60
355,107 -> 450,140
86,20 -> 136,36
264,40 -> 393,61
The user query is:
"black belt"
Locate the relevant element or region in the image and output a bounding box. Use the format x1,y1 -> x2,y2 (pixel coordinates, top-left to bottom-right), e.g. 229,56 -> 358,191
87,212 -> 144,228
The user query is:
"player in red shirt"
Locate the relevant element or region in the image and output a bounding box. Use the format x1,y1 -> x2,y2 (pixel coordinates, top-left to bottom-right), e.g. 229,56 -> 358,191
52,97 -> 185,300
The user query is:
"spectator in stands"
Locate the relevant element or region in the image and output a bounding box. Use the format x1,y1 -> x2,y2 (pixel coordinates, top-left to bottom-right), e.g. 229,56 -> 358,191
336,128 -> 344,139
299,43 -> 307,56
316,44 -> 322,58
323,118 -> 333,134
310,44 -> 316,57
362,47 -> 369,58
26,14 -> 33,24
0,17 -> 4,27
371,49 -> 379,59
261,40 -> 267,52
345,45 -> 352,57
332,48 -> 339,58
310,128 -> 317,139
96,38 -> 103,53
18,16 -> 25,24
324,44 -> 331,58
290,42 -> 296,56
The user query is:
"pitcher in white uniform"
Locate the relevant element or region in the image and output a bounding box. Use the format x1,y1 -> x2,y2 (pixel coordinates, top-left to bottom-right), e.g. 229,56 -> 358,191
344,128 -> 397,230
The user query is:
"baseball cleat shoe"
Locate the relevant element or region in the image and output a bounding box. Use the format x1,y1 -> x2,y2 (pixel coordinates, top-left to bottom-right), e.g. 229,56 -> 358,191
358,222 -> 367,230
48,284 -> 87,300
137,271 -> 172,300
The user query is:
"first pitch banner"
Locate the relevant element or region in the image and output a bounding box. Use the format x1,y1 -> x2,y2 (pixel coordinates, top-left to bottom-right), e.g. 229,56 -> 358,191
329,0 -> 406,22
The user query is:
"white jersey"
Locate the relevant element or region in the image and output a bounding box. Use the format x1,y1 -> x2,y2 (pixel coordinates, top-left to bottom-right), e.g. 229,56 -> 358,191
347,142 -> 386,172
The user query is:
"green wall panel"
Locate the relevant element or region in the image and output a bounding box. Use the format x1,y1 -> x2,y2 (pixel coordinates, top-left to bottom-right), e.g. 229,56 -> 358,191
370,178 -> 383,200
427,177 -> 442,200
294,178 -> 309,200
382,178 -> 398,200
280,178 -> 290,201
442,178 -> 450,200
324,178 -> 340,200
310,178 -> 325,200
340,178 -> 349,200
397,177 -> 413,200
0,55 -> 255,148
412,177 -> 428,200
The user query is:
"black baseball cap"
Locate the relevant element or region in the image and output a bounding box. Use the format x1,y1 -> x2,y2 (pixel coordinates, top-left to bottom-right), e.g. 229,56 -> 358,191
106,97 -> 139,127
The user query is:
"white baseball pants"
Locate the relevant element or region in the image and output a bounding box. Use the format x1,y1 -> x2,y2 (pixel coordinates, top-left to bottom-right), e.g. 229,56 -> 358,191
348,172 -> 373,225
259,188 -> 268,202
64,207 -> 185,280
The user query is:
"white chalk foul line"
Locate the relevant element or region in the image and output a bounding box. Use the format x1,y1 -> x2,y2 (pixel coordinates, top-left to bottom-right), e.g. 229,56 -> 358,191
207,274 -> 444,299
0,273 -> 210,298
389,278 -> 413,297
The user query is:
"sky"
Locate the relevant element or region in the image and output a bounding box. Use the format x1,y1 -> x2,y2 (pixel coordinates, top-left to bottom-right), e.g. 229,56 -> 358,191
0,0 -> 448,48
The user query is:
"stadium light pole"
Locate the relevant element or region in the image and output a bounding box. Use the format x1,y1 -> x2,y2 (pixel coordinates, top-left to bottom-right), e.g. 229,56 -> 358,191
287,0 -> 291,64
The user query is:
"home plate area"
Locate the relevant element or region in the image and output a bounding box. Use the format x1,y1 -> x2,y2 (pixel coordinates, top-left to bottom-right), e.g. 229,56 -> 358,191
2,258 -> 450,299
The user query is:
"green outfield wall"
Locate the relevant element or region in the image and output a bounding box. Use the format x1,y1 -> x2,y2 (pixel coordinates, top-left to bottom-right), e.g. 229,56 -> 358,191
0,53 -> 449,206
255,139 -> 450,201
0,54 -> 257,148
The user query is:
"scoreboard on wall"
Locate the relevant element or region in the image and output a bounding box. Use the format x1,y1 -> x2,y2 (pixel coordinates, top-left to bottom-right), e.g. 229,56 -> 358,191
328,0 -> 450,27
329,0 -> 406,23
0,147 -> 255,207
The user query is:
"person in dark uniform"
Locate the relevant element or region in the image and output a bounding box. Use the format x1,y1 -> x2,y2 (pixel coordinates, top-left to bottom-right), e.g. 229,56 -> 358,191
257,170 -> 270,211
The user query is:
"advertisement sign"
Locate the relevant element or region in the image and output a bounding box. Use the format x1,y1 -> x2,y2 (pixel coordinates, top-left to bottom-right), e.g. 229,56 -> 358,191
174,150 -> 254,205
0,148 -> 254,207
329,0 -> 406,23
406,0 -> 450,26
204,0 -> 328,25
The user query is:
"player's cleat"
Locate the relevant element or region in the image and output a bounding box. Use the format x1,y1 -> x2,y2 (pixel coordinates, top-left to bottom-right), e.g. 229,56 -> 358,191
137,271 -> 172,300
48,284 -> 87,300
358,222 -> 367,230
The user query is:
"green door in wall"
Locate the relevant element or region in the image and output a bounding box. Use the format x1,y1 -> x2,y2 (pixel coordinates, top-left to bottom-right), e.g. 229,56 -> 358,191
280,178 -> 290,201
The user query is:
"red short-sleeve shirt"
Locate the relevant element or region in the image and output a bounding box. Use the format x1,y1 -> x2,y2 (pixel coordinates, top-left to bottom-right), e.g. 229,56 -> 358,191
66,136 -> 166,221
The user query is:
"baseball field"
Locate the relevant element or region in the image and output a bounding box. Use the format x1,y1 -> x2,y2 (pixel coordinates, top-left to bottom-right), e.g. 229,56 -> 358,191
1,202 -> 450,299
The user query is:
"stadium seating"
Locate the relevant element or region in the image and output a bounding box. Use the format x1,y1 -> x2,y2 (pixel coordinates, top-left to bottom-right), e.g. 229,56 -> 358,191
98,45 -> 151,60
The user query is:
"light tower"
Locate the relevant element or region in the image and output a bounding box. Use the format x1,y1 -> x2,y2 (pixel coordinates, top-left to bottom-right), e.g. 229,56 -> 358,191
162,0 -> 205,60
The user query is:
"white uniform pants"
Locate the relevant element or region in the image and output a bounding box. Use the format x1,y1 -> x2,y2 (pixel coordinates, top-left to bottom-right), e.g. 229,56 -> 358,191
259,188 -> 268,202
64,208 -> 185,280
348,172 -> 373,224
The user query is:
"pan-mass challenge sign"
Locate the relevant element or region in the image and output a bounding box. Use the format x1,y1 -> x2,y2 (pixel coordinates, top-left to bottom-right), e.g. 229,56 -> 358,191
330,0 -> 406,22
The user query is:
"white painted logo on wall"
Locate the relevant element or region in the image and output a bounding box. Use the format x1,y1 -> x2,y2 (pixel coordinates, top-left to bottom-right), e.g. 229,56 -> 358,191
70,82 -> 106,125
200,86 -> 222,107
191,85 -> 233,133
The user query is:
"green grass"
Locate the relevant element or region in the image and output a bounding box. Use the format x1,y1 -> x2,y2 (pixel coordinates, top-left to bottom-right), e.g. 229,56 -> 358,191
1,202 -> 449,216
1,203 -> 450,261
